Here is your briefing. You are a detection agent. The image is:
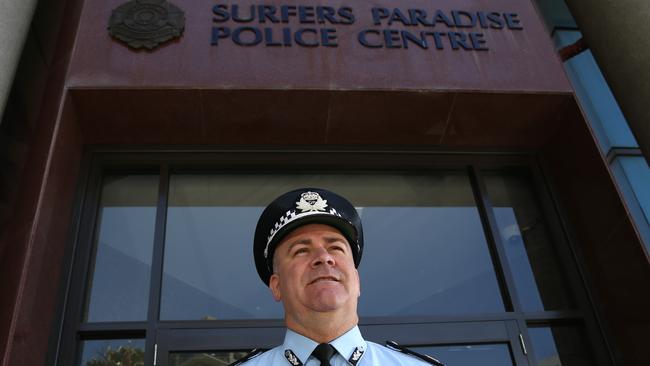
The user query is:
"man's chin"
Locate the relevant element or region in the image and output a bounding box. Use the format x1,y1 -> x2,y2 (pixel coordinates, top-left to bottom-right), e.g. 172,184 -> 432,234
306,293 -> 348,312
308,302 -> 346,312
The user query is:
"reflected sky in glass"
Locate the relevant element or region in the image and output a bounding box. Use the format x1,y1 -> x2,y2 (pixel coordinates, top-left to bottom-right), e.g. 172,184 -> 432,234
528,326 -> 594,366
485,171 -> 573,312
160,173 -> 505,320
493,207 -> 545,310
85,175 -> 158,322
161,206 -> 282,320
529,328 -> 561,366
358,206 -> 504,316
414,344 -> 513,366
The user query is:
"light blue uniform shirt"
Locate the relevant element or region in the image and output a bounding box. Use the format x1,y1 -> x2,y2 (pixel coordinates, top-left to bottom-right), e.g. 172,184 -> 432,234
237,326 -> 432,365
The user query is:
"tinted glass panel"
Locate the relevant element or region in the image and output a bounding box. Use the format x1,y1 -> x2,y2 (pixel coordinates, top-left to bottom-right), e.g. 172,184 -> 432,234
168,345 -> 512,366
85,175 -> 158,322
529,326 -> 595,366
359,173 -> 504,316
79,339 -> 145,366
414,344 -> 513,366
484,169 -> 574,311
169,351 -> 249,366
160,173 -> 504,320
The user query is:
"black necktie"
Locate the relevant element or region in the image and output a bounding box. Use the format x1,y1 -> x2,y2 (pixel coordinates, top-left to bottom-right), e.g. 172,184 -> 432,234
312,343 -> 336,366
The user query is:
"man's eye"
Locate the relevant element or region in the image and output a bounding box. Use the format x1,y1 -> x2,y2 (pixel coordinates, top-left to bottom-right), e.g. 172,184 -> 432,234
293,248 -> 308,255
330,245 -> 345,253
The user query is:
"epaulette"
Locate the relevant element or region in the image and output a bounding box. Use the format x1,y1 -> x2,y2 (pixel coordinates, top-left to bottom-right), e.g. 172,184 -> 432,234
228,348 -> 264,366
385,341 -> 445,366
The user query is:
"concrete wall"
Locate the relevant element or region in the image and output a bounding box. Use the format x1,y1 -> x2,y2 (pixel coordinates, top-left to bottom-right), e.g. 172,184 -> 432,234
0,0 -> 38,121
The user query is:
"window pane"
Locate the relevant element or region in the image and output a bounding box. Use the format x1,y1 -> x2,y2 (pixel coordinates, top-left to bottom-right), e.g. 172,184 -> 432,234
529,326 -> 595,366
484,169 -> 574,311
359,173 -> 505,316
169,351 -> 249,366
414,344 -> 513,366
85,175 -> 158,322
160,174 -> 280,320
160,172 -> 505,320
79,339 -> 145,366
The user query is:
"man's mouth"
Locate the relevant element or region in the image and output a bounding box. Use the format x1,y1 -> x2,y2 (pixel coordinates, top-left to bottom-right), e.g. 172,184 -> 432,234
309,276 -> 340,285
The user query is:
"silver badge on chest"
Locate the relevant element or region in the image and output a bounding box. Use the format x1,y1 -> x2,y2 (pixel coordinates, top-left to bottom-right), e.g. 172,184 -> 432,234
284,349 -> 303,366
348,346 -> 365,365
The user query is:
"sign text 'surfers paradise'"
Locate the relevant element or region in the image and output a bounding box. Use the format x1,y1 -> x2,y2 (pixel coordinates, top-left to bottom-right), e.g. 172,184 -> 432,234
211,4 -> 523,51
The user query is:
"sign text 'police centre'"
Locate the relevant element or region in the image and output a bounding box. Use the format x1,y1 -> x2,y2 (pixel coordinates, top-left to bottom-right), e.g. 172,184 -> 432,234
211,4 -> 524,50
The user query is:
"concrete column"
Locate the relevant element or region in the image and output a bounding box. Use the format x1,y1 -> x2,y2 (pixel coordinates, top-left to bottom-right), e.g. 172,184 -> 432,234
563,0 -> 650,162
0,0 -> 38,122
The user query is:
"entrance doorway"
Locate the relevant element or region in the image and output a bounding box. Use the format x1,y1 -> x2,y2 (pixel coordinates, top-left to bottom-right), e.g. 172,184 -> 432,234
59,151 -> 607,366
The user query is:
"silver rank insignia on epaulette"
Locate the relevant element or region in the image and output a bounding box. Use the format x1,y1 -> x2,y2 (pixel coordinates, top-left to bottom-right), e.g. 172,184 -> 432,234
284,349 -> 303,366
348,346 -> 365,365
386,341 -> 445,366
228,348 -> 264,366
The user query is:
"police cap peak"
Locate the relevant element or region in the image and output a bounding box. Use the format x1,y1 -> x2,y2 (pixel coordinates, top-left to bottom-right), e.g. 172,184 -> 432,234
254,188 -> 364,286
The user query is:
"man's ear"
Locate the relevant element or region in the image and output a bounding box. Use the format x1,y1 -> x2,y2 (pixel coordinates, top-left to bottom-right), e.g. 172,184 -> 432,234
355,269 -> 361,298
269,274 -> 282,302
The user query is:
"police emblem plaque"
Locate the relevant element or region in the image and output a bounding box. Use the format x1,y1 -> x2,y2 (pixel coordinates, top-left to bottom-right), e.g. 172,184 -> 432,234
108,0 -> 185,50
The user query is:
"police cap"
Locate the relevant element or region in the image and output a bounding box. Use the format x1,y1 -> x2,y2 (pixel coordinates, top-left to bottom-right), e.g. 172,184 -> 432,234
254,188 -> 364,286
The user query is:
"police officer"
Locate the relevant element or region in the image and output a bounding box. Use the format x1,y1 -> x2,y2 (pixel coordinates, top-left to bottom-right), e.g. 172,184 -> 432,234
234,188 -> 443,366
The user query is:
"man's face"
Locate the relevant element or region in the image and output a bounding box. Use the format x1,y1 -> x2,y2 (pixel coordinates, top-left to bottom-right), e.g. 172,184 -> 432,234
269,223 -> 361,316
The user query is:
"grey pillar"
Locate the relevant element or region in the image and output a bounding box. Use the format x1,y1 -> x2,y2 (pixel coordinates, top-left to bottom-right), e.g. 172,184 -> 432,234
563,0 -> 650,161
0,0 -> 38,122
565,0 -> 650,162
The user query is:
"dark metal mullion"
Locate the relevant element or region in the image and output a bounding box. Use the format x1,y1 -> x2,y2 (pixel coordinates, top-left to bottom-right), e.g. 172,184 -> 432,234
468,166 -> 523,314
529,159 -> 615,366
156,330 -> 171,366
506,320 -> 530,366
79,322 -> 149,333
58,160 -> 105,366
471,166 -> 538,366
526,159 -> 588,307
144,164 -> 170,366
528,158 -> 599,310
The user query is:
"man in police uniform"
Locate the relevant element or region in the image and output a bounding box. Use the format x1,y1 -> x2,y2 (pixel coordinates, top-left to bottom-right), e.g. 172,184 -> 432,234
234,188 -> 442,366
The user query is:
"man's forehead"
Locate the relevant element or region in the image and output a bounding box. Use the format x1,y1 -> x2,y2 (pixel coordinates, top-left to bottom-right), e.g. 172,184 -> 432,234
278,224 -> 348,247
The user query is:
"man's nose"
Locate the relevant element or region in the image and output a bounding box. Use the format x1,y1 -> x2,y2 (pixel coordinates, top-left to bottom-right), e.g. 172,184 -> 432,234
312,247 -> 335,267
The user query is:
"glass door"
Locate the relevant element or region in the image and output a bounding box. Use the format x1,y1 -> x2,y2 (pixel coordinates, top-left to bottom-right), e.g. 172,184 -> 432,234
157,321 -> 527,366
62,151 -> 609,366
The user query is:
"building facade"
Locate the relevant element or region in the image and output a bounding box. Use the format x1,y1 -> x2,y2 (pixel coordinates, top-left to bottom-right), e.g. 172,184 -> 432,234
0,0 -> 648,366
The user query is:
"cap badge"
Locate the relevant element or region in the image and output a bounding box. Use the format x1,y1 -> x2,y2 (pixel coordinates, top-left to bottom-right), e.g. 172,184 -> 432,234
296,191 -> 328,213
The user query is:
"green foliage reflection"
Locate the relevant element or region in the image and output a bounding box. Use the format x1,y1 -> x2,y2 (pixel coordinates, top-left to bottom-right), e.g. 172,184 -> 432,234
85,345 -> 144,366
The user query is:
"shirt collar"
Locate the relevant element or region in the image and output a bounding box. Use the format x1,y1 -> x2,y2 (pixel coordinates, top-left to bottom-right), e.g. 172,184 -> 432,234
282,326 -> 367,364
330,325 -> 367,362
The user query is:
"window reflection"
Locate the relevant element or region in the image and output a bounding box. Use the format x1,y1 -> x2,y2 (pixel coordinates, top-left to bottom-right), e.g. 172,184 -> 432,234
359,205 -> 504,316
528,326 -> 595,366
85,175 -> 158,322
414,343 -> 513,366
160,172 -> 505,320
169,351 -> 250,366
484,169 -> 574,311
79,339 -> 145,366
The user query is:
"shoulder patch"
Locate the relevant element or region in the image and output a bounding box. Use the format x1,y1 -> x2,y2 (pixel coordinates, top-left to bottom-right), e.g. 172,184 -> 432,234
385,341 -> 445,366
228,348 -> 264,366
